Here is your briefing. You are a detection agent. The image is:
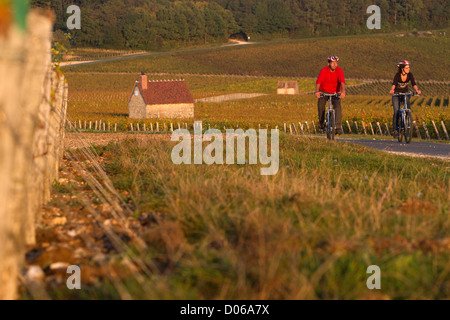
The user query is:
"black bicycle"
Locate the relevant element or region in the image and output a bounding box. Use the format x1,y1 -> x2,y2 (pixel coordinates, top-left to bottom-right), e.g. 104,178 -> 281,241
321,93 -> 341,140
393,92 -> 418,144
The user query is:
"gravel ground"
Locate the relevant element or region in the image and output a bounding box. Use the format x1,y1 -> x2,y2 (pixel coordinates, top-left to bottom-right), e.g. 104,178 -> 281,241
64,132 -> 172,149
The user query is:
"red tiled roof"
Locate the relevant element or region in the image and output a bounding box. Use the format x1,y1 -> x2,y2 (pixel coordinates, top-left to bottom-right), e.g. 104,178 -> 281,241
136,79 -> 194,105
277,81 -> 298,89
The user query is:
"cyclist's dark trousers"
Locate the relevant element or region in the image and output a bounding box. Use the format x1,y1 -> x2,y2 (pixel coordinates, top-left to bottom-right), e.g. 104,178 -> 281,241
392,95 -> 410,131
318,95 -> 342,134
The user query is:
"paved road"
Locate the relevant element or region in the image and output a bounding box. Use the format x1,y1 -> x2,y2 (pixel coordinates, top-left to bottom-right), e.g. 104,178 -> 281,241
338,138 -> 450,159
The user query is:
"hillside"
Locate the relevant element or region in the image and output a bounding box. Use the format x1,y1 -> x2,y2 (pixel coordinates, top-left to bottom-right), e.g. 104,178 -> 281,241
65,34 -> 449,80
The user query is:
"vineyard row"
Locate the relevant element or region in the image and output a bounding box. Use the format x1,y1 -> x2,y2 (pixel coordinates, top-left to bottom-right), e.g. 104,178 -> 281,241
67,119 -> 450,141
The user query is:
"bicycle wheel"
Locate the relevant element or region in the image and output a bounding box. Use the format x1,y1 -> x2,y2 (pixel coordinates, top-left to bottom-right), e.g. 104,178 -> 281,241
327,110 -> 335,140
398,112 -> 404,143
331,111 -> 336,140
404,111 -> 413,144
326,111 -> 331,139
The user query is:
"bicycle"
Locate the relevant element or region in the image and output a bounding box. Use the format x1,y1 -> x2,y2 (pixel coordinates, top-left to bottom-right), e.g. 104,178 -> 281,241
393,92 -> 418,144
320,93 -> 341,140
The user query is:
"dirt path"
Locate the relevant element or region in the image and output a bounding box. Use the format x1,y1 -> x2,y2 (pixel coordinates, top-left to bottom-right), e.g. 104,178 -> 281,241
195,93 -> 267,103
64,132 -> 172,149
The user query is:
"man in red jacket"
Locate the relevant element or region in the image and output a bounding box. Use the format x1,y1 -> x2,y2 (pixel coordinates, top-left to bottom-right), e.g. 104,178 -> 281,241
315,55 -> 346,135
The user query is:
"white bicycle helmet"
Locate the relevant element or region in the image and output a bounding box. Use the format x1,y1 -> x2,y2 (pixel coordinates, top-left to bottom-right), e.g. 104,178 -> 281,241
328,55 -> 340,62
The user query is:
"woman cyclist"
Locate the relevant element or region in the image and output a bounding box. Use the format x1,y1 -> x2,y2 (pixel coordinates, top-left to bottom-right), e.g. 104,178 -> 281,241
389,60 -> 421,137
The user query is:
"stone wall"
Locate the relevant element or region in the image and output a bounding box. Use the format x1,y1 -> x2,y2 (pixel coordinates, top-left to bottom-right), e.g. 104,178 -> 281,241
128,86 -> 146,119
146,103 -> 194,119
277,88 -> 298,95
0,10 -> 63,300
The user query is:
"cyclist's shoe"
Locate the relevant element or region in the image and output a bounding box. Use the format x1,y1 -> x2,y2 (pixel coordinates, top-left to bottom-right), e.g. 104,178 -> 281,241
393,130 -> 399,138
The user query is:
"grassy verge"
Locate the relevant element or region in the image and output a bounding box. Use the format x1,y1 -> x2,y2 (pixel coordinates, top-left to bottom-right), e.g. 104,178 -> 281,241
42,135 -> 449,299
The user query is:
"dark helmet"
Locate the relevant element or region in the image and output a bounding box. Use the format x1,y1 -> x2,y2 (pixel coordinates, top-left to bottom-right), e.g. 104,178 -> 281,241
328,55 -> 340,63
397,60 -> 410,68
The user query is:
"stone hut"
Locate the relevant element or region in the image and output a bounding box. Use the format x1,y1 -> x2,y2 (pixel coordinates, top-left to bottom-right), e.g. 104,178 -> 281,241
128,73 -> 194,119
277,81 -> 299,95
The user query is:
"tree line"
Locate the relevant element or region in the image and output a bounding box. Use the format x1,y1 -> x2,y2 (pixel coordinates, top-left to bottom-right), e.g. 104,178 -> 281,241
31,0 -> 449,49
216,0 -> 448,36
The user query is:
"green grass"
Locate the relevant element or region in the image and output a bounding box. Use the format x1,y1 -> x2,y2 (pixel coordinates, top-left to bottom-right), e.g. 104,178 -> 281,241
64,35 -> 449,80
40,136 -> 450,299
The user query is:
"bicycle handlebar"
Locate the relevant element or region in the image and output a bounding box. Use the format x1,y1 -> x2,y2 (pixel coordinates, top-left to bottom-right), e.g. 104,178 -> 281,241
393,92 -> 419,97
320,93 -> 341,97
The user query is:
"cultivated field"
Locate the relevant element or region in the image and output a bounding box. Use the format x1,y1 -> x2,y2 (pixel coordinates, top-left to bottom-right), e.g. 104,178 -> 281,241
64,33 -> 449,135
347,80 -> 450,97
65,73 -> 449,136
64,35 -> 449,80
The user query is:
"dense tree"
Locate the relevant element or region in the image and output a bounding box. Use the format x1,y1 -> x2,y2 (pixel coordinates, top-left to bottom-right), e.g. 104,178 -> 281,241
122,8 -> 157,49
254,0 -> 295,34
30,0 -> 449,49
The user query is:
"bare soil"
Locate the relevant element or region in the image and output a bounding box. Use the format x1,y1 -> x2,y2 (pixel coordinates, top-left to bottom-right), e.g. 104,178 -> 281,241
64,132 -> 172,149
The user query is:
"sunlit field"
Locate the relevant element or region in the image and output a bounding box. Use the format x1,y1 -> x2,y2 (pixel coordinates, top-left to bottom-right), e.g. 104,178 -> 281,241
27,136 -> 450,300
65,73 -> 449,136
